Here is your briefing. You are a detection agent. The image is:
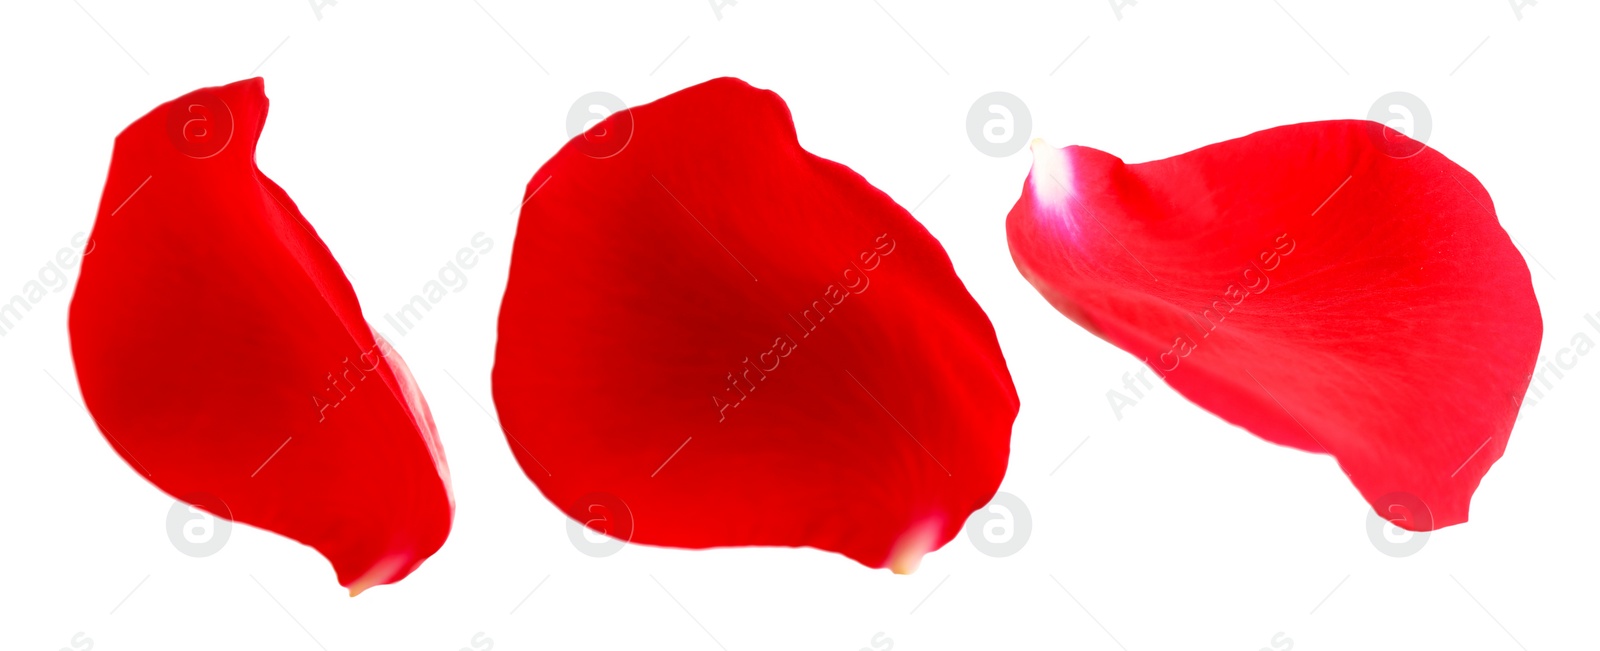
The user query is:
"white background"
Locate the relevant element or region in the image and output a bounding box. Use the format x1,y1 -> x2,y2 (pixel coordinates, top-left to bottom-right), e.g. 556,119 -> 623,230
2,1 -> 1595,649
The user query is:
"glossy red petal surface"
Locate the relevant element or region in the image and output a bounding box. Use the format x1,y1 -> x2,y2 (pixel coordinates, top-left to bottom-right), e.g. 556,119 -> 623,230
69,78 -> 452,592
493,78 -> 1018,571
1009,122 -> 1541,529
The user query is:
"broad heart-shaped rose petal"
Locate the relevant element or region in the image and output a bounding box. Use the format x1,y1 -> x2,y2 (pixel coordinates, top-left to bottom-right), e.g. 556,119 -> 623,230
493,78 -> 1018,571
70,78 -> 452,593
1009,122 -> 1541,529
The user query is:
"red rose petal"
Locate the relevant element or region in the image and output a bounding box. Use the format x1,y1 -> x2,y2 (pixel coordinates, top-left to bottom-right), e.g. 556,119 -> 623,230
70,78 -> 452,593
1008,122 -> 1541,529
493,78 -> 1018,571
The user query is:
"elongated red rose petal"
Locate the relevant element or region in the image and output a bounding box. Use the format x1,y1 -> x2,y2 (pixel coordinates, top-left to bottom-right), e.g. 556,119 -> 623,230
1009,123 -> 1541,529
493,78 -> 1018,571
70,78 -> 452,593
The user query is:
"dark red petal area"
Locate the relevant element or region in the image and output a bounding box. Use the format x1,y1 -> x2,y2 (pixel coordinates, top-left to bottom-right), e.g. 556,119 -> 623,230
1008,123 -> 1541,529
70,78 -> 452,593
493,78 -> 1018,571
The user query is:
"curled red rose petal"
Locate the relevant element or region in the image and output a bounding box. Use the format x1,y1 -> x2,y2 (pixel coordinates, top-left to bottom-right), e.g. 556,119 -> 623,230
69,78 -> 452,593
1009,122 -> 1541,529
493,78 -> 1018,572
